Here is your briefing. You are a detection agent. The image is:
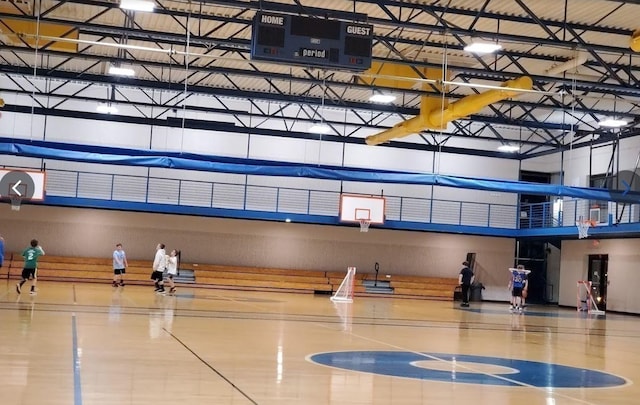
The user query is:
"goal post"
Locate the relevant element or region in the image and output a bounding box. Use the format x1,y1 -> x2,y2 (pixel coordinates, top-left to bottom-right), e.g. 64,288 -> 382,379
576,280 -> 605,315
331,267 -> 356,303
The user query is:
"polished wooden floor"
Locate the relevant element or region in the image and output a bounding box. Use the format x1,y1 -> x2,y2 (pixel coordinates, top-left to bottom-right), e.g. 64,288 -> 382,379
0,281 -> 639,405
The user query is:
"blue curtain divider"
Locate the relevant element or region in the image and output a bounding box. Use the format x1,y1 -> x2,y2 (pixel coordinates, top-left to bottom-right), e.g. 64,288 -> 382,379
2,137 -> 639,203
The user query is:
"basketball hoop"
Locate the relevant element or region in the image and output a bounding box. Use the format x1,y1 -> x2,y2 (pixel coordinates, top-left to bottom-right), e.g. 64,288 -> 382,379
576,218 -> 593,239
359,219 -> 370,232
10,195 -> 22,211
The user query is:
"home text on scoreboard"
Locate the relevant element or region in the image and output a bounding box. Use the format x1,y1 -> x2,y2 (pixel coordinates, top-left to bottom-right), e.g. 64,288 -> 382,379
250,12 -> 373,71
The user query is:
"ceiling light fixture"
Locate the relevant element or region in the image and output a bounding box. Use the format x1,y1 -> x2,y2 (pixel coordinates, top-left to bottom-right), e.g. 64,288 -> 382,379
108,66 -> 135,77
369,93 -> 396,103
96,104 -> 118,114
120,0 -> 155,12
309,123 -> 331,134
463,41 -> 502,54
497,145 -> 520,153
598,118 -> 628,128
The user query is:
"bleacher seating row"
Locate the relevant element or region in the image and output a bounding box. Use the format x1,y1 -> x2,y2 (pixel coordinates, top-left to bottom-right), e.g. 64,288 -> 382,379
1,253 -> 458,300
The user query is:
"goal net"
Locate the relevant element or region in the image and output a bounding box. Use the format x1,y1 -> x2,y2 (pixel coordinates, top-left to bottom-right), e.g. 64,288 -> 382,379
331,267 -> 356,303
576,281 -> 605,315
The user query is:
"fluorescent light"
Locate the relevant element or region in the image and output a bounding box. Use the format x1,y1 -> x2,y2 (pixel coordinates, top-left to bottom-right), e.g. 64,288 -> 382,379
96,104 -> 118,114
598,118 -> 628,128
309,123 -> 331,134
498,145 -> 520,152
120,0 -> 155,12
369,94 -> 396,103
464,41 -> 502,54
108,66 -> 135,77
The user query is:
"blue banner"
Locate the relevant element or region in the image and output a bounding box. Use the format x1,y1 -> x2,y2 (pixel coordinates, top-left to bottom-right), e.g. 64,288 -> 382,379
2,137 -> 638,203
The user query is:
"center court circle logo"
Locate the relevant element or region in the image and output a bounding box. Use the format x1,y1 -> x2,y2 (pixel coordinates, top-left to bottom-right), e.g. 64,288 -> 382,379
308,351 -> 628,388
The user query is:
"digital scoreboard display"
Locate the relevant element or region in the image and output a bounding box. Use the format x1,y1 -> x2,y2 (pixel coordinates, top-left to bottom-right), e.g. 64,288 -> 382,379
250,12 -> 373,70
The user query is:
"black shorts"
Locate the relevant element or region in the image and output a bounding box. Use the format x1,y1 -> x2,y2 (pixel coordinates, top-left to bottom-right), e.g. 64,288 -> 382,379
151,271 -> 164,281
22,268 -> 37,280
512,287 -> 523,297
114,268 -> 126,275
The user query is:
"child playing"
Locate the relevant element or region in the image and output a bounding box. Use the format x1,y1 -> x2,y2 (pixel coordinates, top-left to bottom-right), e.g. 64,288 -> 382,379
166,249 -> 180,295
17,239 -> 45,295
508,265 -> 529,313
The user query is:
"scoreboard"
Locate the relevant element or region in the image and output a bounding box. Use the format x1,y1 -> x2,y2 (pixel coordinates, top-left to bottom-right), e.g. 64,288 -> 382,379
250,12 -> 373,70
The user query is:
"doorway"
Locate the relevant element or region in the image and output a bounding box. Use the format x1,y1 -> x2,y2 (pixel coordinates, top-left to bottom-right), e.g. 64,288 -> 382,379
588,254 -> 608,310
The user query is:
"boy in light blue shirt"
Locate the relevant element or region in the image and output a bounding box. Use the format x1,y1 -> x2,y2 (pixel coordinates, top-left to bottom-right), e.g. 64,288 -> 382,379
113,243 -> 129,287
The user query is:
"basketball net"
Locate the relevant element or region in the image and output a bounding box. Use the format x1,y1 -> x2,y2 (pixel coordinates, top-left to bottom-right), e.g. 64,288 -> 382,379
576,281 -> 605,315
331,267 -> 356,303
576,220 -> 591,239
359,219 -> 370,233
10,195 -> 22,211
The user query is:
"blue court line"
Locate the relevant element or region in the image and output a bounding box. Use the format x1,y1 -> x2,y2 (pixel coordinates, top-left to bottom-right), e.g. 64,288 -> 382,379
72,314 -> 83,405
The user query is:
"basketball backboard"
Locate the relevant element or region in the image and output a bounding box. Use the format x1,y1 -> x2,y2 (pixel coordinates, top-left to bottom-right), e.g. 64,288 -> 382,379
339,194 -> 385,224
0,169 -> 46,201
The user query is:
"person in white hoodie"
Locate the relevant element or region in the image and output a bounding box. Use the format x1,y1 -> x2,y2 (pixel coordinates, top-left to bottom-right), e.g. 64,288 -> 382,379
151,243 -> 167,294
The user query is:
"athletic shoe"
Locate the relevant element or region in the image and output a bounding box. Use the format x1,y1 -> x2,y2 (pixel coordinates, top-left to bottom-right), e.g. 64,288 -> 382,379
169,287 -> 176,295
112,282 -> 118,287
119,282 -> 125,287
16,283 -> 21,294
29,290 -> 37,296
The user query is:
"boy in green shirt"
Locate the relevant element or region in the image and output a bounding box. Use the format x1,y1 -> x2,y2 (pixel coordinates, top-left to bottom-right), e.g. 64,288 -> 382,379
17,239 -> 45,295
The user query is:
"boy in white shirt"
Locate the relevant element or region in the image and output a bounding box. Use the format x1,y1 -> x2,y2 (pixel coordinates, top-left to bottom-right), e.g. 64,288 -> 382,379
151,243 -> 167,294
166,249 -> 179,295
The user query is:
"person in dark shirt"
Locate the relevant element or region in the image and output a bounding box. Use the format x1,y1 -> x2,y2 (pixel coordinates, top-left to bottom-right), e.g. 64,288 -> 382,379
458,261 -> 475,307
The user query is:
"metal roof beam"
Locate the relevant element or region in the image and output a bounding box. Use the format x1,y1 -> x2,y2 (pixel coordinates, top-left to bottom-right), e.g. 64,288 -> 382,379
3,11 -> 640,98
3,102 -> 535,159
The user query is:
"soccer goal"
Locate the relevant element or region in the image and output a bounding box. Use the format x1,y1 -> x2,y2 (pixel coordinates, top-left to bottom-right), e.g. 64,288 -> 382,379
331,267 -> 356,303
576,280 -> 605,315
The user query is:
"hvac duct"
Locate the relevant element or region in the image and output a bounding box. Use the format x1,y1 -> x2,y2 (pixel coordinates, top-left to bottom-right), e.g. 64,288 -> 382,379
631,29 -> 640,52
545,53 -> 588,75
365,76 -> 533,146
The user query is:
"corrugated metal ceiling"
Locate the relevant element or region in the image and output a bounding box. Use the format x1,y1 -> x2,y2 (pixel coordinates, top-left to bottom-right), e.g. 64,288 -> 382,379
1,0 -> 639,152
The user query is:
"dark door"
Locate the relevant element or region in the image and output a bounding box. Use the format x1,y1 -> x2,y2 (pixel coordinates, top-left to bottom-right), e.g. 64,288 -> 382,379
588,254 -> 608,310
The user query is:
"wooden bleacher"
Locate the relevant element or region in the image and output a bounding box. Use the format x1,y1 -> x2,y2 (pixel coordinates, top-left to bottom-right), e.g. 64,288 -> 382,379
3,253 -> 458,300
180,263 -> 332,293
327,271 -> 458,300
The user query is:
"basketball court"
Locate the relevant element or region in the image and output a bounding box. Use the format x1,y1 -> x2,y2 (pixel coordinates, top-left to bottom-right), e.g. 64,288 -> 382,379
1,281 -> 638,405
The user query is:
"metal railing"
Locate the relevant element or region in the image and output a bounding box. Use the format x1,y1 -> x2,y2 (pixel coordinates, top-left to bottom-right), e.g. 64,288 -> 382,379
7,165 -> 638,232
43,168 -> 519,229
520,199 -> 640,228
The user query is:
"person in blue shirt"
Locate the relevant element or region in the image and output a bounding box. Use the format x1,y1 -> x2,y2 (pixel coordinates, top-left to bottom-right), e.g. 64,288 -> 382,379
112,243 -> 129,287
0,235 -> 5,271
508,265 -> 529,313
